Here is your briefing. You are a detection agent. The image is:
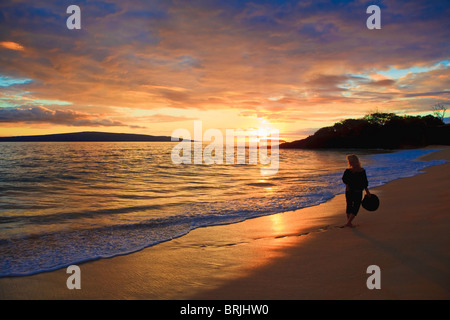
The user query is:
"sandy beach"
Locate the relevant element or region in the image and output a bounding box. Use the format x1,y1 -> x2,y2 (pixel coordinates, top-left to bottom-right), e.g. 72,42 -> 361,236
0,146 -> 449,300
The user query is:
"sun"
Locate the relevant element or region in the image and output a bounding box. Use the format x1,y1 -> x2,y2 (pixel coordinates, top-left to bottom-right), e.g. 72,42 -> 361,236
256,127 -> 271,139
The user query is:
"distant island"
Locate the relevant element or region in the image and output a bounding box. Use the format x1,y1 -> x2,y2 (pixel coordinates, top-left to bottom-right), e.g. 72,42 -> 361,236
280,113 -> 450,149
0,131 -> 174,142
0,131 -> 287,145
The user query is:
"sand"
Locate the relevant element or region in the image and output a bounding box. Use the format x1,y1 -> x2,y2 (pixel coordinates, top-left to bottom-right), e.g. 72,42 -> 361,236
0,146 -> 449,300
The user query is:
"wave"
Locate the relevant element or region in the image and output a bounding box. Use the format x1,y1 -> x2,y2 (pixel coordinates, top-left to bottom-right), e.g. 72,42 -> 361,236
246,182 -> 277,187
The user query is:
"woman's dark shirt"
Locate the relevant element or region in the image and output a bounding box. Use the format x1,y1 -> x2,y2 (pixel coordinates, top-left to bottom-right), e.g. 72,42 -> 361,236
342,168 -> 368,191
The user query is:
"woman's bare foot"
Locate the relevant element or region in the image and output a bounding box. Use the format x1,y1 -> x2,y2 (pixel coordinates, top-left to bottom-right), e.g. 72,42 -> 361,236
345,223 -> 355,228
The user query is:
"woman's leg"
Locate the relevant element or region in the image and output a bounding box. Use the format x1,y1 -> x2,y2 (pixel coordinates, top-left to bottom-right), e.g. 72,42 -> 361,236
345,191 -> 353,216
346,214 -> 356,227
345,191 -> 362,227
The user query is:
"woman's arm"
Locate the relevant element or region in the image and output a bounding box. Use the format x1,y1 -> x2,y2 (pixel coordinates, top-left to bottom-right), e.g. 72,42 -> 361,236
363,169 -> 370,196
342,169 -> 350,185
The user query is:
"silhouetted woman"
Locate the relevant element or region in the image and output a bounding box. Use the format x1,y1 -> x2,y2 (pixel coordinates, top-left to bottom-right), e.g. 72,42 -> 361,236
342,154 -> 371,227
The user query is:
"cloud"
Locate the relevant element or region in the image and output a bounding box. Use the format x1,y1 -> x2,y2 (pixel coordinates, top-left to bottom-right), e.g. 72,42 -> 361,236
0,106 -> 143,128
140,114 -> 198,123
0,41 -> 25,51
402,91 -> 450,98
366,79 -> 397,87
0,75 -> 32,87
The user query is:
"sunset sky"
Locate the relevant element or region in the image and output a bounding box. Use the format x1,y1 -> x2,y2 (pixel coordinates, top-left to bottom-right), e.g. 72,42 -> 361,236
0,0 -> 449,140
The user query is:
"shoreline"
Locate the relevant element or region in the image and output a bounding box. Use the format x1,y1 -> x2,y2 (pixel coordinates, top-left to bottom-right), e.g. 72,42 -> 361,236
0,146 -> 449,299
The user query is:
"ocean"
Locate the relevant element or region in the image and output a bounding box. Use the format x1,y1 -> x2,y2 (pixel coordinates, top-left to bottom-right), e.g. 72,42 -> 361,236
0,142 -> 446,277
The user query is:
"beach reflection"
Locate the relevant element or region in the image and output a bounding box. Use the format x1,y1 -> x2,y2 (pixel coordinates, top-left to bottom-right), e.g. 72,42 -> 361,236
269,214 -> 286,234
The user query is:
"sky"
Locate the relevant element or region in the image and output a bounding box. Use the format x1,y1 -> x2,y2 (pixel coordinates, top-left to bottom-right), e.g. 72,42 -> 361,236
0,0 -> 449,140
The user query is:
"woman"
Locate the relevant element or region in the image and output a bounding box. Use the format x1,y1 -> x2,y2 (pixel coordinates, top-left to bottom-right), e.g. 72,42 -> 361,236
342,154 -> 371,228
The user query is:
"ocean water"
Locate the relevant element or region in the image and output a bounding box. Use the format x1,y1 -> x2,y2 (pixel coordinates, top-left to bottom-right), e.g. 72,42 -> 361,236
0,142 -> 446,277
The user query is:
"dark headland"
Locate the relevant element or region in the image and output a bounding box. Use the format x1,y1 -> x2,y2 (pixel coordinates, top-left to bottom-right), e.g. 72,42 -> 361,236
280,113 -> 450,149
0,131 -> 174,142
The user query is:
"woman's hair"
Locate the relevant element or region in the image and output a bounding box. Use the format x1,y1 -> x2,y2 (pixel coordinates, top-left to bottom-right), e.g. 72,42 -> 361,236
347,154 -> 361,169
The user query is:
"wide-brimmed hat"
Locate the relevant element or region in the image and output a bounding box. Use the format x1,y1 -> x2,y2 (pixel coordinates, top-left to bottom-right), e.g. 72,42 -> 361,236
362,194 -> 379,211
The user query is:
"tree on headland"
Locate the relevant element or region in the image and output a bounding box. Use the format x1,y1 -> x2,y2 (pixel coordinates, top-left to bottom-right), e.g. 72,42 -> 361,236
280,111 -> 449,149
363,112 -> 399,125
432,103 -> 447,122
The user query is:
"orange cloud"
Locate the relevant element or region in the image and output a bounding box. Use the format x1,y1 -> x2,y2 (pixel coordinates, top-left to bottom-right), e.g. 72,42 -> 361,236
0,41 -> 25,51
0,106 -> 143,129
